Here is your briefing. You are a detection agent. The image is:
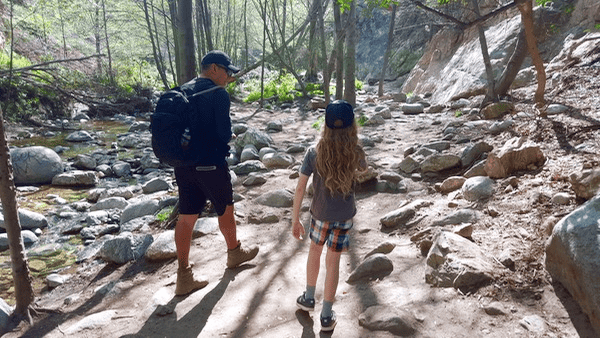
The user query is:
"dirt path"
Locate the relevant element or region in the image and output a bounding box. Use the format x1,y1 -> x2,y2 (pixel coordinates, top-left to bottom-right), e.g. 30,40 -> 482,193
4,81 -> 600,337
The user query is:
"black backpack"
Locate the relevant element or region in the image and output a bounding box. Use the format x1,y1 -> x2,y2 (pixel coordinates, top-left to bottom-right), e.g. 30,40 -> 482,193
150,85 -> 219,167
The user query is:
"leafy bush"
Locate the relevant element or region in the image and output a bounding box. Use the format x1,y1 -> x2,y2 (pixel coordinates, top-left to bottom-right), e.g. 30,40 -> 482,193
243,72 -> 299,103
356,114 -> 368,126
0,50 -> 32,69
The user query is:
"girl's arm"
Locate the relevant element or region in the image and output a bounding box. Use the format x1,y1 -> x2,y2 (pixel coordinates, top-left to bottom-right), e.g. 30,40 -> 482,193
292,173 -> 310,240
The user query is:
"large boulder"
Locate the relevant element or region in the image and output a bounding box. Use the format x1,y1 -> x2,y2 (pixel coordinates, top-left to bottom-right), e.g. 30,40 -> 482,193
545,194 -> 600,336
484,137 -> 545,179
11,146 -> 63,185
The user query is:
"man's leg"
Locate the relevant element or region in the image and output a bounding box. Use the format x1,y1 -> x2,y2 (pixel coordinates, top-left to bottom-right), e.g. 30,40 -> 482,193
175,214 -> 199,269
221,204 -> 259,268
175,213 -> 208,295
218,204 -> 238,250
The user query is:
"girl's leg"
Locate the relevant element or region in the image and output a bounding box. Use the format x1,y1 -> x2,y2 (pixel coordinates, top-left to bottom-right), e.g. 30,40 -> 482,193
307,241 -> 324,291
322,247 -> 342,317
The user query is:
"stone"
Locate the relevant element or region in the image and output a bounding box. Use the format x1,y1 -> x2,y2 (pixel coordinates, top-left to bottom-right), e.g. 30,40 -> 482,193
0,208 -> 48,230
52,170 -> 99,187
460,142 -> 493,168
90,197 -> 129,211
484,137 -> 545,179
569,169 -> 600,200
358,305 -> 419,336
255,189 -> 294,208
401,103 -> 424,115
193,217 -> 219,238
461,176 -> 495,201
240,144 -> 260,162
145,230 -> 177,261
546,194 -> 600,336
420,154 -> 461,173
65,310 -> 117,334
65,130 -> 94,142
74,154 -> 97,170
364,242 -> 396,258
438,176 -> 466,194
99,232 -> 153,264
347,253 -> 394,284
551,192 -> 572,205
261,153 -> 294,169
481,101 -> 514,119
231,160 -> 267,175
11,146 -> 64,185
432,209 -> 479,226
242,172 -> 267,186
142,178 -> 173,194
120,199 -> 160,225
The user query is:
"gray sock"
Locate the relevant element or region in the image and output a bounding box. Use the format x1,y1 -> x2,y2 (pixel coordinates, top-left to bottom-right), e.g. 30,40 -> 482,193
321,300 -> 333,318
305,285 -> 316,300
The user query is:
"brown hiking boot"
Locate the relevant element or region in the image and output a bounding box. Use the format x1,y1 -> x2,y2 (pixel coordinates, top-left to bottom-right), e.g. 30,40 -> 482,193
175,266 -> 208,296
227,240 -> 259,268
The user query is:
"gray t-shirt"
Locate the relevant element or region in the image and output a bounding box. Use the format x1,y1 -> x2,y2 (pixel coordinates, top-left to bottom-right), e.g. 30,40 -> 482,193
300,146 -> 365,222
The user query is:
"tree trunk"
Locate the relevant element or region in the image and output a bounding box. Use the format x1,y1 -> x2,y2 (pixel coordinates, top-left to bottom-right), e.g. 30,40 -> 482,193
200,0 -> 213,51
333,1 -> 344,100
496,28 -> 528,96
260,0 -> 267,108
343,0 -> 357,106
317,0 -> 330,104
0,107 -> 34,317
95,3 -> 102,75
143,0 -> 169,90
244,0 -> 249,67
517,0 -> 546,109
101,0 -> 114,84
306,0 -> 319,81
471,0 -> 497,105
176,0 -> 196,84
379,4 -> 397,97
168,0 -> 181,84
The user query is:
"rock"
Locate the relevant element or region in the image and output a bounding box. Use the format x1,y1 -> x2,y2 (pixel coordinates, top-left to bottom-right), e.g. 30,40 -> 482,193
484,137 -> 545,178
546,104 -> 569,115
425,231 -> 497,289
551,192 -> 572,205
193,217 -> 219,238
145,230 -> 177,261
47,273 -> 70,289
11,146 -> 64,185
120,199 -> 160,224
248,210 -> 279,224
0,298 -> 13,333
438,176 -> 466,194
90,197 -> 129,211
460,141 -> 493,168
546,194 -> 600,336
380,205 -> 416,229
432,209 -> 479,227
461,176 -> 495,201
363,114 -> 385,126
255,189 -> 294,208
231,160 -> 267,175
483,301 -> 507,315
240,144 -> 260,162
401,103 -> 424,115
569,169 -> 600,200
52,170 -> 98,187
358,305 -> 419,336
519,315 -> 547,334
481,101 -> 514,119
398,156 -> 421,174
65,130 -> 93,142
261,153 -> 294,169
258,147 -> 277,160
142,178 -> 173,194
81,223 -> 119,240
420,154 -> 461,173
379,172 -> 403,184
128,121 -> 150,132
112,161 -> 132,177
120,215 -> 154,233
74,154 -> 97,170
266,121 -> 283,132
489,119 -> 513,135
242,172 -> 267,186
422,141 -> 450,152
99,232 -> 154,264
234,127 -> 273,151
65,310 -> 117,335
364,242 -> 396,258
392,92 -> 407,102
347,253 -> 394,284
464,160 -> 487,178
0,208 -> 48,230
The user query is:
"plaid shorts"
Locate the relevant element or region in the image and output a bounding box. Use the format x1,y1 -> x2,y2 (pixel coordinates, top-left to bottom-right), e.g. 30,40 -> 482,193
309,218 -> 353,252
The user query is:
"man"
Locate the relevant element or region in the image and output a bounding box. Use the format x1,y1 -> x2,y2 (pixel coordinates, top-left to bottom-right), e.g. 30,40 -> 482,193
174,50 -> 259,296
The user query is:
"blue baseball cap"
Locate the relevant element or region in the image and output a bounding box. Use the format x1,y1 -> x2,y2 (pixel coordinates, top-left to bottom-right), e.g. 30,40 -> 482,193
201,50 -> 240,74
325,100 -> 354,129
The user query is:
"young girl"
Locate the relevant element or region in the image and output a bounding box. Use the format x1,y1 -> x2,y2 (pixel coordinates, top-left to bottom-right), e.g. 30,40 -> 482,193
292,100 -> 367,332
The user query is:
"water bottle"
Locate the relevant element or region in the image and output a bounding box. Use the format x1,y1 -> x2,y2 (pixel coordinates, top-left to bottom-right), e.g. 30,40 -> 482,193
180,128 -> 191,150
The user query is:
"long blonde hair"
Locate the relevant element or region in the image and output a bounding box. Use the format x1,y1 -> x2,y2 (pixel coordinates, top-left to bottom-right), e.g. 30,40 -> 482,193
315,121 -> 364,196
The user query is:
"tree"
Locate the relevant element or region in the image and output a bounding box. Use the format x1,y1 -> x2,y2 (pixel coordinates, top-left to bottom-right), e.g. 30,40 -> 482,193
471,0 -> 497,104
0,112 -> 35,320
343,0 -> 357,106
333,0 -> 344,100
516,0 -> 546,108
379,3 -> 397,97
175,0 -> 196,84
142,0 -> 170,89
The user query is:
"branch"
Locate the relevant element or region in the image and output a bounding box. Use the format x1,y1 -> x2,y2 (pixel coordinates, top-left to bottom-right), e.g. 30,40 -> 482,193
407,0 -> 518,29
0,54 -> 105,74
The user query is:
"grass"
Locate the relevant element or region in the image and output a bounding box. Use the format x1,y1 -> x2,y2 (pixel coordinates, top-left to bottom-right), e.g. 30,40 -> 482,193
19,186 -> 88,213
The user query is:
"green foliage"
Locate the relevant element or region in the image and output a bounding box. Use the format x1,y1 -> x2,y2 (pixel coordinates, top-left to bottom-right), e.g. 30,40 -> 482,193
0,50 -> 32,69
596,24 -> 600,30
356,114 -> 368,126
312,115 -> 325,130
157,206 -> 174,222
454,110 -> 463,118
243,73 -> 299,103
355,79 -> 364,91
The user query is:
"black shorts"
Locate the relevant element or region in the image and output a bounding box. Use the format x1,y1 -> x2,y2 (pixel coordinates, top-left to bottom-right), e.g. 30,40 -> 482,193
174,164 -> 233,216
